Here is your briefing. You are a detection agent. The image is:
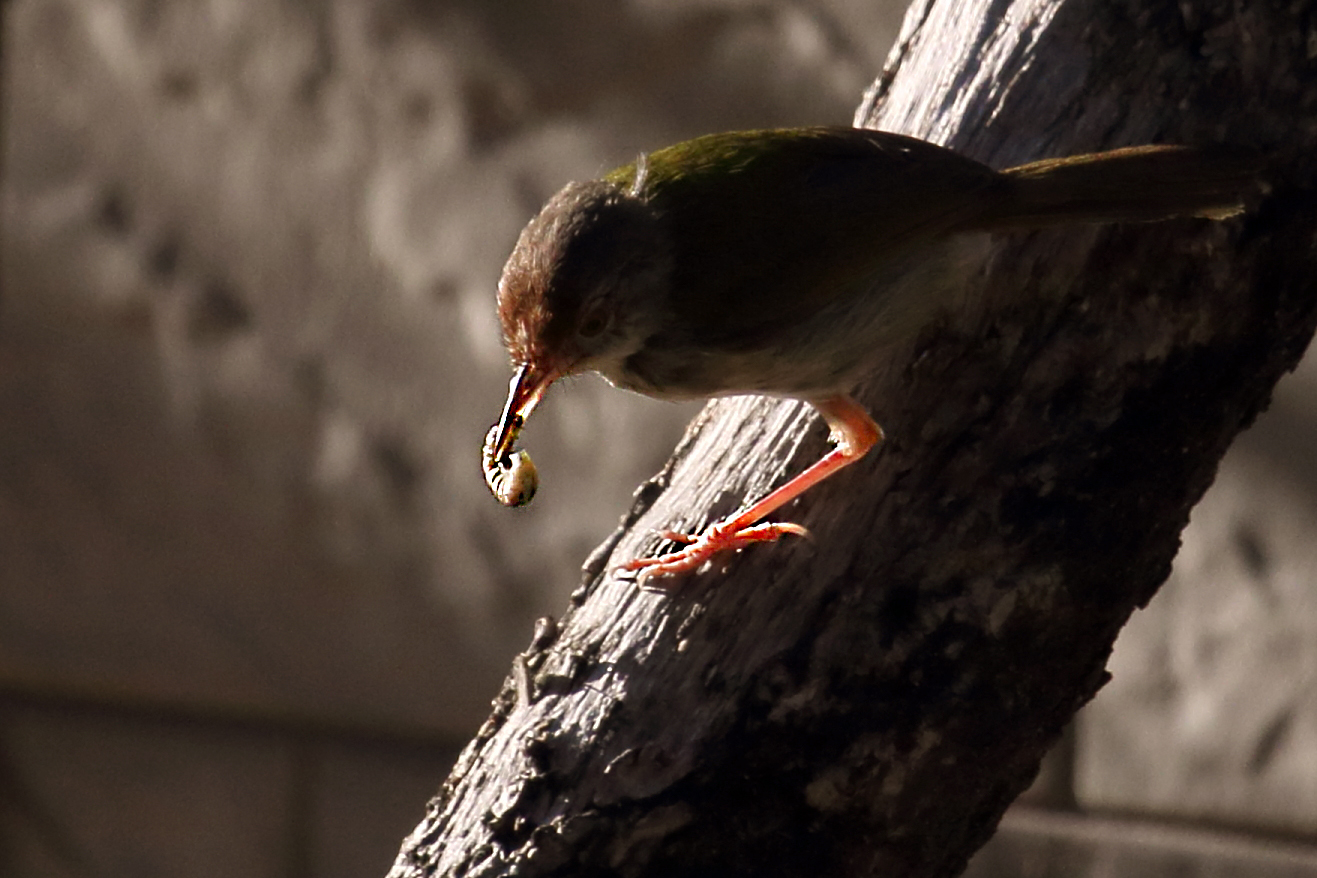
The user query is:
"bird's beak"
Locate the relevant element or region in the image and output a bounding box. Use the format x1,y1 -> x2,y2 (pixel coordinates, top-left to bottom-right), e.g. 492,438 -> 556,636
490,363 -> 554,465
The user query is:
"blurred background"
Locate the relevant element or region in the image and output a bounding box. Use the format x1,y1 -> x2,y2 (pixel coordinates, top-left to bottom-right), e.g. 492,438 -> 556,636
2,1 -> 1315,876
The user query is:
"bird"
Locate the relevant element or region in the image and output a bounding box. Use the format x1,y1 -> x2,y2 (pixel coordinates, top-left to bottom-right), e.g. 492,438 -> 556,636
481,126 -> 1259,585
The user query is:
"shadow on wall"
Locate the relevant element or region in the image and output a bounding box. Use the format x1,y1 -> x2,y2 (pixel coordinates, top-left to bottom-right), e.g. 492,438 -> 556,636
0,1 -> 906,875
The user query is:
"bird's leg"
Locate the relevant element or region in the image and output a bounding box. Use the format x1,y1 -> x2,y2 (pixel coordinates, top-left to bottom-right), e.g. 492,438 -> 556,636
623,394 -> 884,586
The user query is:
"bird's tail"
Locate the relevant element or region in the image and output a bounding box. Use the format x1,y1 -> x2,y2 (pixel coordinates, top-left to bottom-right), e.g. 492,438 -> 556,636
981,144 -> 1262,229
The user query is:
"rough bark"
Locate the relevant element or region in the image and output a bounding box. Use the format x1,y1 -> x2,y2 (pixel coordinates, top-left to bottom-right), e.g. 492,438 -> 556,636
390,1 -> 1317,876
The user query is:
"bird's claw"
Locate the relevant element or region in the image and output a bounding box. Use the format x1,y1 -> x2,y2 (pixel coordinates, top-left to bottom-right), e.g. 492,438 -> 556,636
622,520 -> 810,588
651,529 -> 697,545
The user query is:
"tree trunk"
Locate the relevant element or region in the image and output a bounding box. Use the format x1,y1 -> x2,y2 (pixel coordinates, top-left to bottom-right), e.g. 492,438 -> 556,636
389,1 -> 1317,876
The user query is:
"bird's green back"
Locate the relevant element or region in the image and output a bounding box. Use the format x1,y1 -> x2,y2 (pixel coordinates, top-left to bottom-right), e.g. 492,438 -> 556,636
603,127 -> 1004,350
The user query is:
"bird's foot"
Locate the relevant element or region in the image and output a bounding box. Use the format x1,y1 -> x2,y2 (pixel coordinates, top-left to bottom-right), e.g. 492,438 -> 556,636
621,519 -> 810,588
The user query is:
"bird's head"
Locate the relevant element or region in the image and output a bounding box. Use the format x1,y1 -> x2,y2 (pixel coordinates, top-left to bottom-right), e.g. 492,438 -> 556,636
488,179 -> 670,467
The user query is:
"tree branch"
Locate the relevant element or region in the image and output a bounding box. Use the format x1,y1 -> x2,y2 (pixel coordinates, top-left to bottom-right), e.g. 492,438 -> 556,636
390,1 -> 1317,875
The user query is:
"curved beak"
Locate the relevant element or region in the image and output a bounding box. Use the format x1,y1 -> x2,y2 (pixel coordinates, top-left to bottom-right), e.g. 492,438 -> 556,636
490,363 -> 554,465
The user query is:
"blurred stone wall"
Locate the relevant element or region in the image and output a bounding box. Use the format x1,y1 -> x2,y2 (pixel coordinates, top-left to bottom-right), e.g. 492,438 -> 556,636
1,0 -> 1314,876
1077,354 -> 1317,835
1,0 -> 901,874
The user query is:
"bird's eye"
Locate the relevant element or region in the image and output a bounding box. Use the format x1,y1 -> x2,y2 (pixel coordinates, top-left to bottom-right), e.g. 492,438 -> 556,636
578,309 -> 609,339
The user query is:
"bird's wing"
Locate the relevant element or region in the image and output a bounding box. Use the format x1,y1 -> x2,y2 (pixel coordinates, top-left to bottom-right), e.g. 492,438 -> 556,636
606,127 -> 1005,351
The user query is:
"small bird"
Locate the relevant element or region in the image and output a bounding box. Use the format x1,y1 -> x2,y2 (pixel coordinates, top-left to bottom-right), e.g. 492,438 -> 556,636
483,126 -> 1258,584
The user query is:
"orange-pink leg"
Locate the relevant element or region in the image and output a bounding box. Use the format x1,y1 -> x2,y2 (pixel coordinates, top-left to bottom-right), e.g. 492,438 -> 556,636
623,395 -> 884,587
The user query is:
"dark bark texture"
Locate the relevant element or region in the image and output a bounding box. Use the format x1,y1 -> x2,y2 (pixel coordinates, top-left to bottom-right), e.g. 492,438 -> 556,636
390,1 -> 1317,876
